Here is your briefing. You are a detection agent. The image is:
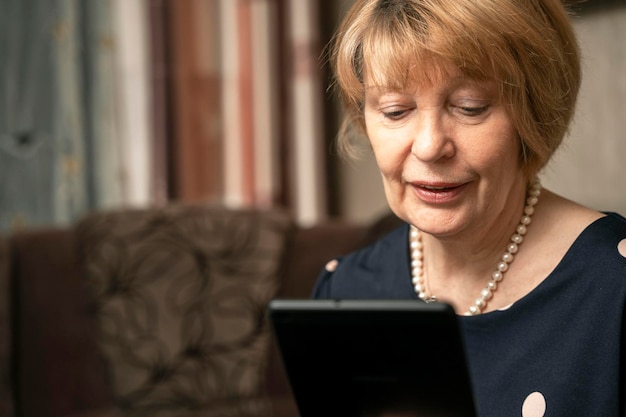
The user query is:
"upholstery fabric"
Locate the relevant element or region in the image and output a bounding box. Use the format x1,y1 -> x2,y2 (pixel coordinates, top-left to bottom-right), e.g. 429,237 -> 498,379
11,228 -> 113,417
0,236 -> 13,417
77,205 -> 292,416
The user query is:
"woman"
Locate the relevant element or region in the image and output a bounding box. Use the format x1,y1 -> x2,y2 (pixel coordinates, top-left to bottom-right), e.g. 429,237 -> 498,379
313,0 -> 626,415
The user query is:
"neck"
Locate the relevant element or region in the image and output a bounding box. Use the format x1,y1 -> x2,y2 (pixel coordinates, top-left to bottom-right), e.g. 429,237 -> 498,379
425,193 -> 524,276
410,179 -> 542,315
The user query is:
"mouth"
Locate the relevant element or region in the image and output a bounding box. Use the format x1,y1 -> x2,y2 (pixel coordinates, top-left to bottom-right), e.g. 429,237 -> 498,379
410,181 -> 469,203
420,184 -> 459,191
417,182 -> 466,191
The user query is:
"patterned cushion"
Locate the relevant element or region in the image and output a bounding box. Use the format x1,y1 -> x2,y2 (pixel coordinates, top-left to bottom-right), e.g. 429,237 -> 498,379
77,205 -> 292,416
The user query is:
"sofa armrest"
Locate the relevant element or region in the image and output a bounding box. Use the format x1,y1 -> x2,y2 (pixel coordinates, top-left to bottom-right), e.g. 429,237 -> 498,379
0,235 -> 14,417
278,220 -> 367,299
10,228 -> 113,417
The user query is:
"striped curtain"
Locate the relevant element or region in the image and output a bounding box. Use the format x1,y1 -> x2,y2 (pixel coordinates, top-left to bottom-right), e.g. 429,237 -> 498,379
0,0 -> 339,231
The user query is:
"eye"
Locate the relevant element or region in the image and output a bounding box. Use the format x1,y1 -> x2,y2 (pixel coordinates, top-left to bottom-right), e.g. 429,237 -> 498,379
458,105 -> 489,117
382,109 -> 407,120
380,106 -> 413,121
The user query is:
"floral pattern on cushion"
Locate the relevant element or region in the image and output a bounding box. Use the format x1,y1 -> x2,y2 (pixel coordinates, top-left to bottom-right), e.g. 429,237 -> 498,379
77,205 -> 292,416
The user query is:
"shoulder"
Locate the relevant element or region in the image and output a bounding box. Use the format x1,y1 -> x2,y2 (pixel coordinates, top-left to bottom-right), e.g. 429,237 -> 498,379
550,212 -> 626,298
524,191 -> 622,277
311,224 -> 416,299
549,193 -> 626,277
577,212 -> 626,258
588,211 -> 626,232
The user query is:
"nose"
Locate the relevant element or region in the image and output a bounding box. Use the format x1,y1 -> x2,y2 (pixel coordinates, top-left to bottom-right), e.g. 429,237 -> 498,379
410,111 -> 454,162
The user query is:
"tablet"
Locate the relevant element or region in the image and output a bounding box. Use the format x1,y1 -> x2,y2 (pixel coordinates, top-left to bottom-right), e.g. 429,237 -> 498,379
268,299 -> 477,417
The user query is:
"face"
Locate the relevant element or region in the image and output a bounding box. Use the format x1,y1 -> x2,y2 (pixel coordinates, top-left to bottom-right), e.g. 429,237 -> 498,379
363,64 -> 526,240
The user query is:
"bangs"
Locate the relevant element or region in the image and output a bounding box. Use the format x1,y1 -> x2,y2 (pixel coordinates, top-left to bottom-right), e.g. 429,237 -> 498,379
358,3 -> 496,91
361,26 -> 452,90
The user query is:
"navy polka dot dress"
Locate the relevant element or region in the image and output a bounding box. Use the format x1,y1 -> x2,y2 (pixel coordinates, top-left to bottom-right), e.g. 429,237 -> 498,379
313,213 -> 626,417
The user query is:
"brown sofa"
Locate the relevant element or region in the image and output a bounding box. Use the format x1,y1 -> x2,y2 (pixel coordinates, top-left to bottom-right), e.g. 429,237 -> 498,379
0,204 -> 402,417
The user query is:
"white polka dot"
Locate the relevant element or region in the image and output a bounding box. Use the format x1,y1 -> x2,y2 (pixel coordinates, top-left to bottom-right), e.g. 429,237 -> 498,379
522,391 -> 546,417
618,239 -> 626,258
325,259 -> 339,272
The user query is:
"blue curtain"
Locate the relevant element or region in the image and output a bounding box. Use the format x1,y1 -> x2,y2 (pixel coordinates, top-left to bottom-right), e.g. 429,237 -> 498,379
81,0 -> 127,210
0,0 -> 116,231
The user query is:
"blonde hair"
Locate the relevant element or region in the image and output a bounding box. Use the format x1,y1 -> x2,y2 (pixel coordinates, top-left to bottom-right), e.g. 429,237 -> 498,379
330,0 -> 581,181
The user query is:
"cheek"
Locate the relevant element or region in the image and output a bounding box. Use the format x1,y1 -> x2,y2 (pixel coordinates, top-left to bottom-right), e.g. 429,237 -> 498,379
370,140 -> 407,182
468,121 -> 520,169
366,127 -> 409,179
494,125 -> 521,166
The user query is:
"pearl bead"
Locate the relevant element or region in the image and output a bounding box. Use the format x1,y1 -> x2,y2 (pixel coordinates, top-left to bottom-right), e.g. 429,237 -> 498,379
517,224 -> 527,235
492,271 -> 503,281
512,234 -> 524,244
524,205 -> 535,216
507,243 -> 519,254
521,215 -> 532,225
502,252 -> 514,263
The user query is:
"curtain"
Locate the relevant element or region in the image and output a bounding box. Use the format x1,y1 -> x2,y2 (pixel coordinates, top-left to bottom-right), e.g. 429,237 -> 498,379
0,0 -> 155,232
0,0 -> 88,231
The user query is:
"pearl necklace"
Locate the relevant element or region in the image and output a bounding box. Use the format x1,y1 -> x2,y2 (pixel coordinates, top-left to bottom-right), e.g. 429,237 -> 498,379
409,180 -> 542,316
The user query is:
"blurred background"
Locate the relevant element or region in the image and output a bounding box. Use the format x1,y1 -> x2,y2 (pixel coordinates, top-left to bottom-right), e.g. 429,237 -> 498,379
1,0 -> 625,232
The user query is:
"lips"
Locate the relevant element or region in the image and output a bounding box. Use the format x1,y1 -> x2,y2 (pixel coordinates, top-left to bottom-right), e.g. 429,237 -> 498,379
410,181 -> 469,204
421,184 -> 457,191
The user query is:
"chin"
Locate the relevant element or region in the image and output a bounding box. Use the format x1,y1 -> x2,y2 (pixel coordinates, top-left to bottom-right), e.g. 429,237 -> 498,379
404,207 -> 470,238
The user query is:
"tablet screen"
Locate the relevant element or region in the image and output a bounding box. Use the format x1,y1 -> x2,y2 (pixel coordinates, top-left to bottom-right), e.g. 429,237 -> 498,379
268,299 -> 477,417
